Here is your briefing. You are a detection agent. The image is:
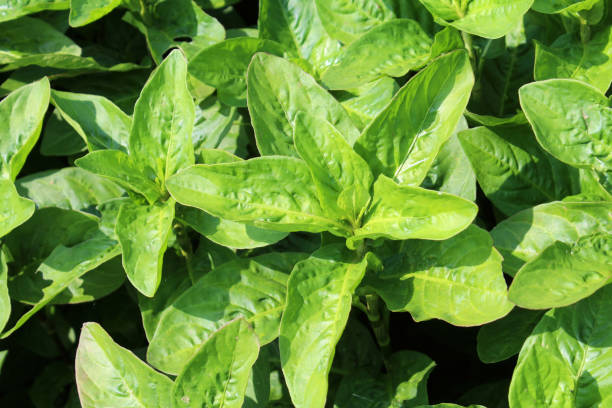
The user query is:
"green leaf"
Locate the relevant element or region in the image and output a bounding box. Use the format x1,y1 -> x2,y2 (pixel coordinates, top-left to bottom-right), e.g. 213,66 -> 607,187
355,50 -> 474,186
123,0 -> 225,64
166,158 -> 351,236
0,251 -> 9,334
320,19 -> 432,90
75,150 -> 163,203
130,49 -> 195,183
0,17 -> 144,72
69,0 -> 122,27
334,350 -> 435,408
193,97 -> 248,156
148,253 -> 305,374
352,175 -> 477,243
280,244 -> 368,408
418,0 -> 534,39
188,38 -> 285,107
534,27 -> 612,93
2,233 -> 120,338
491,201 -> 612,276
314,0 -> 396,44
0,77 -> 50,180
520,79 -> 612,172
458,124 -> 580,216
15,168 -> 124,211
335,76 -> 399,131
421,117 -> 476,201
177,206 -> 288,249
477,308 -> 544,363
532,0 -> 601,13
509,233 -> 612,309
75,322 -> 173,408
508,283 -> 612,407
366,225 -> 513,326
0,0 -> 69,23
0,178 -> 35,238
115,199 -> 175,297
172,319 -> 260,408
247,53 -> 360,156
294,111 -> 373,223
138,252 -> 192,341
258,0 -> 341,72
39,109 -> 87,156
50,89 -> 131,152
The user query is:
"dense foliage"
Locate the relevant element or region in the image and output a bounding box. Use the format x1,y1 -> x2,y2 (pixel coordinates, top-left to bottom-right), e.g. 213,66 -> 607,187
1,0 -> 611,407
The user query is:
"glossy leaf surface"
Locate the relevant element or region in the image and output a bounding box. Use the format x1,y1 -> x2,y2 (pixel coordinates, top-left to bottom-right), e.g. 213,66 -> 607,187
520,79 -> 612,172
129,49 -> 195,183
366,225 -> 513,326
491,201 -> 612,275
352,175 -> 477,243
280,244 -> 368,408
172,319 -> 259,408
355,51 -> 474,186
115,199 -> 175,297
509,284 -> 612,407
76,322 -> 173,408
166,158 -> 350,235
321,19 -> 432,90
148,253 -> 305,374
247,53 -> 359,156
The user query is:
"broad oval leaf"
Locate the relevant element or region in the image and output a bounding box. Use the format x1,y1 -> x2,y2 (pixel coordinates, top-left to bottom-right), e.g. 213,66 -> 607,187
314,0 -> 396,44
519,79 -> 612,172
69,0 -> 122,27
50,89 -> 131,152
508,232 -> 612,309
172,319 -> 260,408
16,168 -> 124,211
166,158 -> 351,236
355,50 -> 474,186
76,322 -> 173,408
321,19 -> 432,90
421,117 -> 476,201
490,201 -> 612,276
188,37 -> 285,107
365,225 -> 513,326
418,0 -> 534,39
129,49 -> 195,183
2,233 -> 121,338
336,76 -> 399,131
509,283 -> 612,407
477,308 -> 544,364
458,124 -> 580,216
0,0 -> 69,22
280,244 -> 368,408
116,199 -> 175,297
352,175 -> 477,243
75,150 -> 163,204
293,111 -> 373,223
258,0 -> 341,72
532,0 -> 601,13
0,77 -> 50,180
176,205 -> 288,249
247,53 -> 359,156
148,253 -> 305,375
534,27 -> 612,93
0,178 -> 35,239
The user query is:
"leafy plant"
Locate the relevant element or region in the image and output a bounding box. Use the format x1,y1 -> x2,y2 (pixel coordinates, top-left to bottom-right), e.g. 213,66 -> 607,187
0,0 -> 611,407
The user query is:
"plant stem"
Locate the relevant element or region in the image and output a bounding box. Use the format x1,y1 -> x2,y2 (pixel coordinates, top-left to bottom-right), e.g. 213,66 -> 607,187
175,223 -> 196,285
365,294 -> 392,370
461,31 -> 475,61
